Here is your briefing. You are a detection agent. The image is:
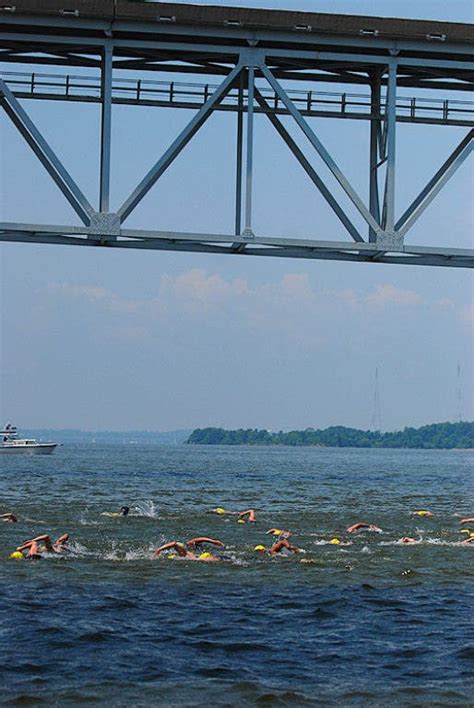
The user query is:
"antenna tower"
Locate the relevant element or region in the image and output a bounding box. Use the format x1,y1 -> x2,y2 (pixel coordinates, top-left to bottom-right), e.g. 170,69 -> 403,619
371,366 -> 382,432
456,363 -> 463,422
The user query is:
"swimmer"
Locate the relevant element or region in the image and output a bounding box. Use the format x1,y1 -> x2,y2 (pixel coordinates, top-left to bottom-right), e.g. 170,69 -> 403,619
185,537 -> 224,550
346,522 -> 382,533
154,541 -> 220,561
266,528 -> 292,539
399,537 -> 418,544
11,538 -> 45,560
254,539 -> 301,556
1,513 -> 17,523
269,539 -> 301,556
462,536 -> 474,544
459,518 -> 474,524
16,533 -> 69,555
101,505 -> 130,518
413,510 -> 433,517
239,509 -> 256,523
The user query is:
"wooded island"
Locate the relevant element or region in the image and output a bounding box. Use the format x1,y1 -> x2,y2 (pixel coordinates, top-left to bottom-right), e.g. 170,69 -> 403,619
187,422 -> 473,449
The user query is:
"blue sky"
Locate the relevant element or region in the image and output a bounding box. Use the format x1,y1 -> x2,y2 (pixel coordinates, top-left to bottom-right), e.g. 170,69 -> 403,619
1,0 -> 473,431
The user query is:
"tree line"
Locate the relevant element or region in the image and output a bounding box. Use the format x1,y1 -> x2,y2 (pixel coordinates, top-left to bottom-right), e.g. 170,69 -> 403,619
186,421 -> 474,449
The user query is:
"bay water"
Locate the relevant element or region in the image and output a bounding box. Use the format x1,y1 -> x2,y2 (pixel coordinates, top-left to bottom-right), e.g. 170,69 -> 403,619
1,445 -> 473,705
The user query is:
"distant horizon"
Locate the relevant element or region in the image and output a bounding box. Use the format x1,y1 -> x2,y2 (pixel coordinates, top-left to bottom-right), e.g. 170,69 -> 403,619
20,419 -> 473,434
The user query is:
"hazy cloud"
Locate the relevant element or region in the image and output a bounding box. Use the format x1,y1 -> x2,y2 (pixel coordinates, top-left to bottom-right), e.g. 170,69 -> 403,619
46,282 -> 139,313
44,273 -> 444,324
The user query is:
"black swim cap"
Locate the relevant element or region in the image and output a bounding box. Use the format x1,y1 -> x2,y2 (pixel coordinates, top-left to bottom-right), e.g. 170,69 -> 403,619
120,506 -> 130,516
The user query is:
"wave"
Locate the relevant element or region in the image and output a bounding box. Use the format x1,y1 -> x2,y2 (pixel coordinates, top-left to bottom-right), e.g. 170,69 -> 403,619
131,500 -> 159,518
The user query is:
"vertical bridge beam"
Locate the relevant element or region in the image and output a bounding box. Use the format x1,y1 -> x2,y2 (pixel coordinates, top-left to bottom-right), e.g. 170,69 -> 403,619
381,61 -> 398,242
234,73 -> 244,237
99,42 -> 113,213
369,69 -> 382,243
243,66 -> 255,238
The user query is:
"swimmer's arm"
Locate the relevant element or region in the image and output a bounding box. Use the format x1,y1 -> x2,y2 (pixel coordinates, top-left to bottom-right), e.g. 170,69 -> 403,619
55,533 -> 69,546
1,513 -> 17,522
239,509 -> 256,521
16,534 -> 53,552
186,537 -> 224,548
459,518 -> 474,524
269,542 -> 284,555
269,540 -> 298,555
52,535 -> 69,552
154,542 -> 177,556
34,534 -> 54,551
346,523 -> 370,532
154,541 -> 186,557
266,528 -> 292,537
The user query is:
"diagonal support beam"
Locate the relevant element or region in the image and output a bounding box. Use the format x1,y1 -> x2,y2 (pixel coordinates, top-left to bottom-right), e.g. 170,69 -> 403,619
0,76 -> 94,226
396,129 -> 474,237
261,64 -> 382,236
254,88 -> 364,242
117,62 -> 244,222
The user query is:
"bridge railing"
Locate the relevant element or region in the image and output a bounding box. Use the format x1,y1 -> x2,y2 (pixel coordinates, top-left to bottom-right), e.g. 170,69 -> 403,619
2,71 -> 473,127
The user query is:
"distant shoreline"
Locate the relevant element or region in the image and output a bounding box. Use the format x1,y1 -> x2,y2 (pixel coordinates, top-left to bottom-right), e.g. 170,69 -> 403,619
186,422 -> 474,450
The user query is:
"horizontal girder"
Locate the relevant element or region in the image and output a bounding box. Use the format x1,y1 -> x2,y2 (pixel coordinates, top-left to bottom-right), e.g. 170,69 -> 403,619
1,225 -> 473,269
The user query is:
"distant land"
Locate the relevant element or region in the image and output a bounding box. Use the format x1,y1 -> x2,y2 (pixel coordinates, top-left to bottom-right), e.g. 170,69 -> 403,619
186,422 -> 474,449
23,429 -> 192,445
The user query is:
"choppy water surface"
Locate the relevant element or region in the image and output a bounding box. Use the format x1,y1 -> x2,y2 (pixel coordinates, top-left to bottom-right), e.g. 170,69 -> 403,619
1,445 -> 473,705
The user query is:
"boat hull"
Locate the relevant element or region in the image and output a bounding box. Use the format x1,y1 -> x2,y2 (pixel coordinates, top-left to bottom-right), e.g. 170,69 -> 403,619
0,444 -> 58,455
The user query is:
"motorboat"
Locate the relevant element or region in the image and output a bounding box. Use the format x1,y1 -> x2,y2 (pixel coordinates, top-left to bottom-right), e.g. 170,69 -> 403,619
0,423 -> 59,455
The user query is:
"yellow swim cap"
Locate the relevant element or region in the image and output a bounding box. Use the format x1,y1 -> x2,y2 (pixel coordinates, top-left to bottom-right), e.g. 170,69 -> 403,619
214,508 -> 226,515
199,552 -> 212,560
329,538 -> 341,545
470,533 -> 474,538
9,551 -> 23,559
167,554 -> 177,560
237,519 -> 245,524
272,529 -> 282,535
254,545 -> 266,552
414,510 -> 430,516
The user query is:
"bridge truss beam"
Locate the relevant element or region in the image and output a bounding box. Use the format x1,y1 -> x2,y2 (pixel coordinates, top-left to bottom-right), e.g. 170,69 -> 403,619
0,1 -> 473,268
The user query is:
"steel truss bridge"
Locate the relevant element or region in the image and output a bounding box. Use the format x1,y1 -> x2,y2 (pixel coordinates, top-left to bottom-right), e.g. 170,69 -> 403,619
0,1 -> 473,268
